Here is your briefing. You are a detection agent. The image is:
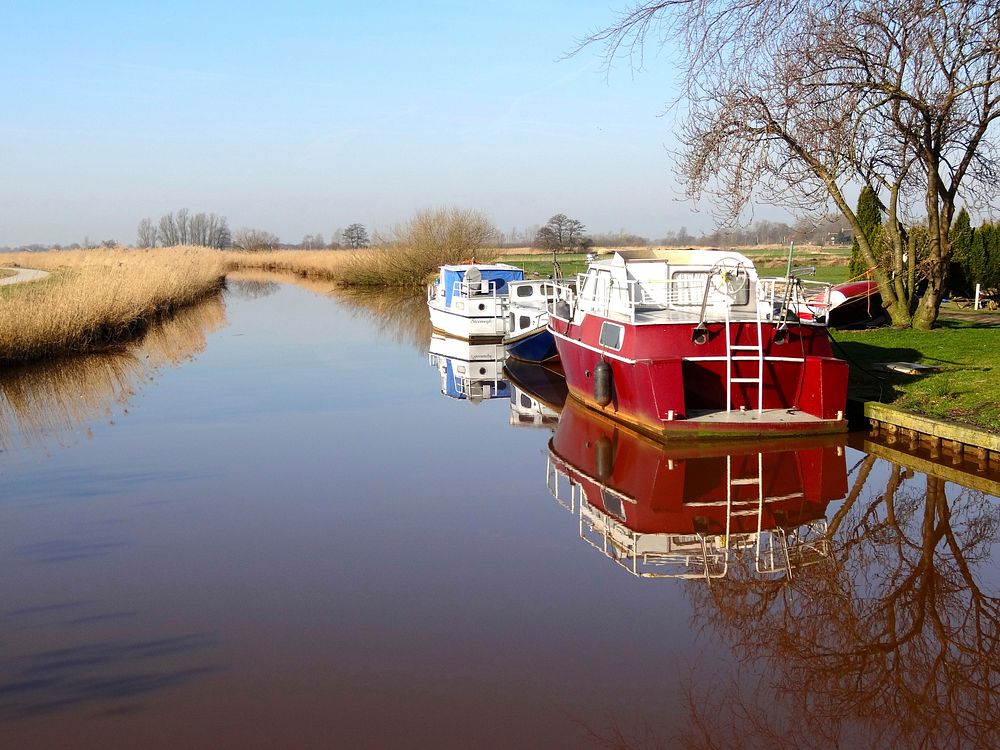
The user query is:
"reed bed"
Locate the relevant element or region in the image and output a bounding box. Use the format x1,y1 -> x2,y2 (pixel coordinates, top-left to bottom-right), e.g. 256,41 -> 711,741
221,249 -> 352,281
0,294 -> 225,447
0,246 -> 225,362
1,210 -> 498,362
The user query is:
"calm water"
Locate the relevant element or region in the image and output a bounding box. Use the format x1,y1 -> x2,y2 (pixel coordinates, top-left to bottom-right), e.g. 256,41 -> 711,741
1,278 -> 998,749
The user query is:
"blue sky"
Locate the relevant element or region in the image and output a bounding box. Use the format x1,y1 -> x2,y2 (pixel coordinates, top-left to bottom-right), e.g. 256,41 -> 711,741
1,1 -> 714,246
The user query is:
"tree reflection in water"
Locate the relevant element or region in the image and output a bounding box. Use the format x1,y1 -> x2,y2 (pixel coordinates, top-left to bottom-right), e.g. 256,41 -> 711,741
678,457 -> 1000,749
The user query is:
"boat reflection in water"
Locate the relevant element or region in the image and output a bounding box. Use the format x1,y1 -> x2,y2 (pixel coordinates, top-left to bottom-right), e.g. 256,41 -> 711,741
504,360 -> 568,430
546,397 -> 848,580
428,333 -> 509,403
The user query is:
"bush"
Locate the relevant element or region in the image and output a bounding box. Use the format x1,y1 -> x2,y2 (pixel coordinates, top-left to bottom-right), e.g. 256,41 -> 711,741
339,208 -> 498,287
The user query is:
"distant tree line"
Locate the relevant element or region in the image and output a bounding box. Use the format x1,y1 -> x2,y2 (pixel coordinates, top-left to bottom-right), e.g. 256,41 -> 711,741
676,218 -> 852,248
137,210 -> 231,249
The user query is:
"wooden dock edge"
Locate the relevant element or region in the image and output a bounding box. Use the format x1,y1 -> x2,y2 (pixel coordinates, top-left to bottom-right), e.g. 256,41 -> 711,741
862,401 -> 1000,452
858,400 -> 1000,479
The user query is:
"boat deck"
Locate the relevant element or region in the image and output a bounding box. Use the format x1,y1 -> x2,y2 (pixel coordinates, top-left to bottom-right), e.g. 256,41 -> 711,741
683,408 -> 839,425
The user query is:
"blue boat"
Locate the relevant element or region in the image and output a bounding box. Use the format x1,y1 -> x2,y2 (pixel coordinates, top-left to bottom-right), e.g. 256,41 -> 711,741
503,279 -> 559,363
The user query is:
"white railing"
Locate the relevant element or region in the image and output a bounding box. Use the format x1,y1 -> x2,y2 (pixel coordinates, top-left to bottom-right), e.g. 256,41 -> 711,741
758,277 -> 833,324
547,271 -> 835,326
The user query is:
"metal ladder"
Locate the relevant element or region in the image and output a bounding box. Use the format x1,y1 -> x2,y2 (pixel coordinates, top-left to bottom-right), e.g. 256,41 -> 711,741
723,299 -> 765,412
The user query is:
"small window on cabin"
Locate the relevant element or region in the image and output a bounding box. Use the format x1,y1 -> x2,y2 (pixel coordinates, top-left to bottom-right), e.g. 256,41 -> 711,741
520,394 -> 532,408
516,285 -> 534,297
519,315 -> 531,329
599,322 -> 624,350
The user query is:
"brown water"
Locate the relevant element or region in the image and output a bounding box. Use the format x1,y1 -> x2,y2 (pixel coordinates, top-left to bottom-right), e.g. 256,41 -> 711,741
0,279 -> 998,749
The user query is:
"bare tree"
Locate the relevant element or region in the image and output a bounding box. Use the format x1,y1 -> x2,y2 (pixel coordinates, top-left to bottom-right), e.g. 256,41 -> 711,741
534,213 -> 589,251
301,233 -> 326,249
582,0 -> 1000,328
157,213 -> 179,247
232,228 -> 280,252
342,223 -> 370,249
152,210 -> 229,248
136,218 -> 157,247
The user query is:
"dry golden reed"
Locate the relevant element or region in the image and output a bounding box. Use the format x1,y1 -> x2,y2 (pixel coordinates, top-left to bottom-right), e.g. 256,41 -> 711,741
0,246 -> 225,362
0,294 -> 226,447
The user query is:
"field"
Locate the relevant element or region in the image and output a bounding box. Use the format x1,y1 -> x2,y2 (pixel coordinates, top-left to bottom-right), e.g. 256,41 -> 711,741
501,245 -> 853,284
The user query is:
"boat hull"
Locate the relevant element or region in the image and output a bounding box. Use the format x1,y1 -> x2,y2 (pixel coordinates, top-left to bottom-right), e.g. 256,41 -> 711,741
549,313 -> 848,438
504,326 -> 559,363
428,301 -> 506,341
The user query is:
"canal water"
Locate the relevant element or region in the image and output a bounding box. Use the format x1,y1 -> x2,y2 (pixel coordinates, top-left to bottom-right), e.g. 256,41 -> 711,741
1,277 -> 998,749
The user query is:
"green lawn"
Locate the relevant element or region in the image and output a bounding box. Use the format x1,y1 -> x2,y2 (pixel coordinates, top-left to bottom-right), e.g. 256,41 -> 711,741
833,321 -> 1000,432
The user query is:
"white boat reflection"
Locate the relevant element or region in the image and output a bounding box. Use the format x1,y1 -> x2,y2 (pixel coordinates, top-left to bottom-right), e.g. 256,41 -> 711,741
428,333 -> 509,403
547,399 -> 849,581
504,360 -> 568,430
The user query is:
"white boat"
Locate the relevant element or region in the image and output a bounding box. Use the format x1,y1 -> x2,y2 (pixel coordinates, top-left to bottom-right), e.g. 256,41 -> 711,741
427,263 -> 525,341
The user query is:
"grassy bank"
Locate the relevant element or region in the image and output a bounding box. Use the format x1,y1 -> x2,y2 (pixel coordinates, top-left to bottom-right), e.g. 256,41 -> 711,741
0,247 -> 225,362
834,321 -> 1000,432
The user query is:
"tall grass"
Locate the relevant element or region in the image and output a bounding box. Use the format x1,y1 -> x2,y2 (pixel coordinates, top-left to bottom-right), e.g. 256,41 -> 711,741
221,249 -> 352,280
0,247 -> 224,362
0,295 -> 225,446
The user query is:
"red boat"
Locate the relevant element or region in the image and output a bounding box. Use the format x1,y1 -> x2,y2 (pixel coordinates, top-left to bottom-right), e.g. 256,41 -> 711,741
546,399 -> 848,580
797,279 -> 884,328
547,249 -> 849,438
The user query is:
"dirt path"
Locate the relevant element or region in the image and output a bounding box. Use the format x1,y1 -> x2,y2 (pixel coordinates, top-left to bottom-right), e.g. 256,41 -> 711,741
0,267 -> 50,286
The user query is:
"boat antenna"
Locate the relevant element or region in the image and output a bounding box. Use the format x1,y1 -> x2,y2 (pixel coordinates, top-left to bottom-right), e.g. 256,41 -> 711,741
551,249 -> 562,282
784,241 -> 795,279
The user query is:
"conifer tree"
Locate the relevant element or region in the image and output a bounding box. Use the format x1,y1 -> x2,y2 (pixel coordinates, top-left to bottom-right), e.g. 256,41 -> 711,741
849,187 -> 881,279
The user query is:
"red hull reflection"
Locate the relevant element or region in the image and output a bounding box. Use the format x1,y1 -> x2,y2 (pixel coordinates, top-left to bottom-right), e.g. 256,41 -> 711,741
547,399 -> 849,579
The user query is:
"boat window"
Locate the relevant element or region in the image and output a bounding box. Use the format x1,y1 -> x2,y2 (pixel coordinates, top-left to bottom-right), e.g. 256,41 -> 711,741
599,322 -> 624,350
601,490 -> 626,521
520,394 -> 532,408
516,285 -> 534,297
519,315 -> 531,330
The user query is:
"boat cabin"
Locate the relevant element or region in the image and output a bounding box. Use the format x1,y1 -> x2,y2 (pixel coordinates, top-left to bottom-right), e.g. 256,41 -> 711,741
566,249 -> 831,326
431,263 -> 524,307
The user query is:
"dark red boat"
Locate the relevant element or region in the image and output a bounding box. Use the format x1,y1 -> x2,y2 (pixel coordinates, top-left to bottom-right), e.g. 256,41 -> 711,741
797,279 -> 884,328
547,249 -> 849,438
546,399 -> 849,580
